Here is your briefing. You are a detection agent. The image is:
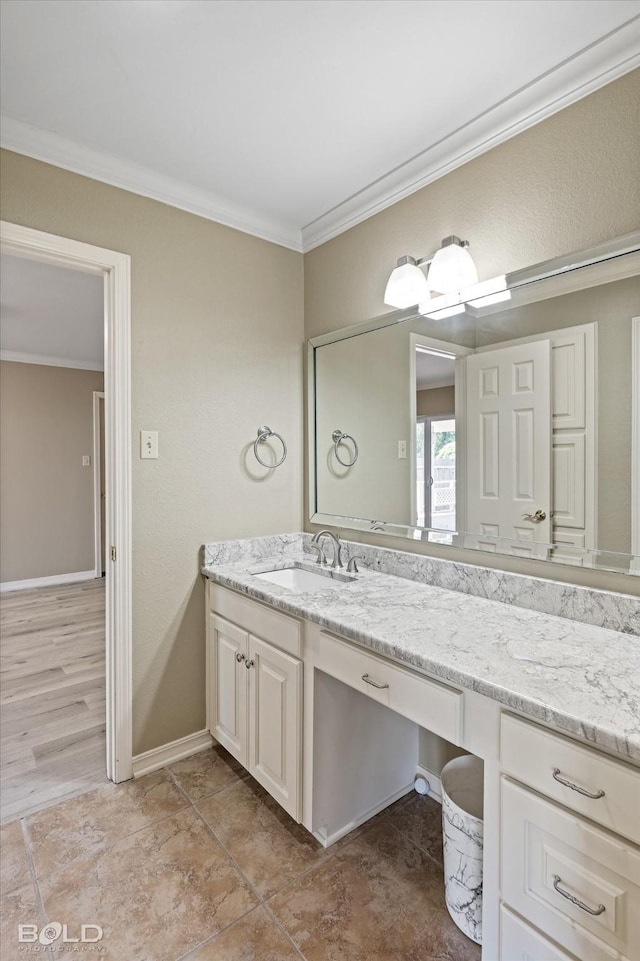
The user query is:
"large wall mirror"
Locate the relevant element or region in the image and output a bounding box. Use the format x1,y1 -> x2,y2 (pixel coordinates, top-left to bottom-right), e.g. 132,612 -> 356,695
308,232 -> 640,575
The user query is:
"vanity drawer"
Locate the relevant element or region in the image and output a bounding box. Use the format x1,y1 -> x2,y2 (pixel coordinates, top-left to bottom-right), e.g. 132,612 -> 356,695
316,630 -> 463,744
501,777 -> 640,961
209,583 -> 302,658
501,713 -> 640,845
500,905 -> 576,961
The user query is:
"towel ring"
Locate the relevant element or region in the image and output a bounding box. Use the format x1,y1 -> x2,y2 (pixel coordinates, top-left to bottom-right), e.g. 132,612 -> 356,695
332,429 -> 359,468
254,426 -> 287,468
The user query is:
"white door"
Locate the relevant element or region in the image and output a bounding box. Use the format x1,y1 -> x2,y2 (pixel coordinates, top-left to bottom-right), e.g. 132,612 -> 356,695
210,614 -> 248,765
465,341 -> 552,556
248,634 -> 302,821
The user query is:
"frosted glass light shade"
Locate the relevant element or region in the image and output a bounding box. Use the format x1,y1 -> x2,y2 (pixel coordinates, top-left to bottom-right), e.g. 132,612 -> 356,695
384,257 -> 430,308
428,239 -> 478,293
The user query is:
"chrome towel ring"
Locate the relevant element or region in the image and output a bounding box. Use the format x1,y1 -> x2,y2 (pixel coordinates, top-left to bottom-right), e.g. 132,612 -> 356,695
254,426 -> 287,468
332,429 -> 359,468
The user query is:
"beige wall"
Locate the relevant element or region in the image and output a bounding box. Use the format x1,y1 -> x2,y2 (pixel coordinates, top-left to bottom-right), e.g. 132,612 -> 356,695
0,362 -> 104,582
0,149 -> 305,754
305,69 -> 640,596
417,386 -> 455,418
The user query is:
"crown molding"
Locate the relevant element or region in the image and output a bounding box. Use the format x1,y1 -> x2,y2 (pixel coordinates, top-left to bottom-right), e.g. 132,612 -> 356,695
0,350 -> 104,371
301,18 -> 640,252
0,118 -> 303,253
1,18 -> 637,257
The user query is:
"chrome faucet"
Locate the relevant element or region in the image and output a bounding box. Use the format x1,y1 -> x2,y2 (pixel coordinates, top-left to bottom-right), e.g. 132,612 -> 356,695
311,530 -> 344,569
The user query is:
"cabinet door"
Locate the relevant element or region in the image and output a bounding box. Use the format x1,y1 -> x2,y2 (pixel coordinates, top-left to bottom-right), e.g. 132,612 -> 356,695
210,614 -> 248,766
248,634 -> 302,821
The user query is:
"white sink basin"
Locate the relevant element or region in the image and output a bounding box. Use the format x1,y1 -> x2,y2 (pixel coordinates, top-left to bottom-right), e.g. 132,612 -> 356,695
254,565 -> 352,591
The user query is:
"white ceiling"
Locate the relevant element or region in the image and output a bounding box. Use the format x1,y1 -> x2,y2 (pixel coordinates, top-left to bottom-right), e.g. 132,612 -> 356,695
415,349 -> 455,391
0,255 -> 104,368
1,1 -> 638,251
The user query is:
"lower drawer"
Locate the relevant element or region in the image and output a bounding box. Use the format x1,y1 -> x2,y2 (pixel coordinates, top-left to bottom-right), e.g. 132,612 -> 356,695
500,906 -> 576,961
315,630 -> 462,744
501,777 -> 640,961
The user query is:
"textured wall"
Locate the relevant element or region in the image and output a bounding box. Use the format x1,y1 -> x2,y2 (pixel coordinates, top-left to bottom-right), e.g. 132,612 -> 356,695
304,70 -> 640,595
416,387 -> 455,418
0,150 -> 304,754
0,362 -> 104,582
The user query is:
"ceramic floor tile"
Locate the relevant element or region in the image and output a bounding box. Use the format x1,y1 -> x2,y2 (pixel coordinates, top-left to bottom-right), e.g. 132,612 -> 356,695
185,906 -> 300,960
269,821 -> 480,961
0,882 -> 43,957
383,792 -> 444,864
27,768 -> 187,877
169,745 -> 247,802
197,778 -> 327,899
38,807 -> 258,961
0,820 -> 32,895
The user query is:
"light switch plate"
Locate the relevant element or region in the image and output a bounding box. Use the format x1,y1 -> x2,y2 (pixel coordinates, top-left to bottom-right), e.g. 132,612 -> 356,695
82,454 -> 91,467
398,440 -> 407,459
140,430 -> 158,459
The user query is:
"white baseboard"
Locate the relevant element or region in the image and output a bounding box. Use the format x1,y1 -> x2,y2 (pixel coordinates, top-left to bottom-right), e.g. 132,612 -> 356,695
416,764 -> 443,803
312,780 -> 415,849
0,570 -> 97,593
132,729 -> 215,779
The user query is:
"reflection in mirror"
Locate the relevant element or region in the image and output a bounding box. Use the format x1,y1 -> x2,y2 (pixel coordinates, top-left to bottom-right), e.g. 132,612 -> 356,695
309,234 -> 640,575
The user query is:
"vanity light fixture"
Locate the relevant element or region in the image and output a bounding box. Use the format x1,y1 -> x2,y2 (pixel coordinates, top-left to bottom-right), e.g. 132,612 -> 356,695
384,255 -> 431,309
466,275 -> 511,309
384,236 -> 478,309
427,236 -> 478,293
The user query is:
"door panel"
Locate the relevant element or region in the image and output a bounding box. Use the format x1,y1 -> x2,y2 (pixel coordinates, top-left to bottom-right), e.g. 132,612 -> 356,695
466,340 -> 552,555
210,614 -> 248,765
248,635 -> 302,821
553,433 -> 586,529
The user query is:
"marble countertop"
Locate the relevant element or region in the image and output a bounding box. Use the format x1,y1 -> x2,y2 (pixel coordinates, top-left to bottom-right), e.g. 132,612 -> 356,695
202,536 -> 640,763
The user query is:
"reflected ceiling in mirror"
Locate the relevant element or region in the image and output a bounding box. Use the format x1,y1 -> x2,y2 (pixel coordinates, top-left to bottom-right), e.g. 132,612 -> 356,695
308,232 -> 640,575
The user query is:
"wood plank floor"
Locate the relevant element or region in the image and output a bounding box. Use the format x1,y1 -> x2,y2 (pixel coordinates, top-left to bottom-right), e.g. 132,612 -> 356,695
0,578 -> 107,823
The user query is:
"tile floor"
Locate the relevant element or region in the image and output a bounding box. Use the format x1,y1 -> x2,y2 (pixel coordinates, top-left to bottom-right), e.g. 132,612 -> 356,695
0,745 -> 481,961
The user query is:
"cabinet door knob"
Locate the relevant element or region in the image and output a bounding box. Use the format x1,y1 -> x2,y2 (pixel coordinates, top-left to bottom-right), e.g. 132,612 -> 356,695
236,652 -> 245,663
245,659 -> 254,670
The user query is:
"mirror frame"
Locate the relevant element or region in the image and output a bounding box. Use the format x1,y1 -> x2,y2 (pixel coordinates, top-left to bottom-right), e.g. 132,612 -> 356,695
307,230 -> 640,575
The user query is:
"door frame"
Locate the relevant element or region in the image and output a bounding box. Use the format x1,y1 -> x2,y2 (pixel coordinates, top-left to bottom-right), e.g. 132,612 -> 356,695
92,390 -> 105,579
1,220 -> 133,783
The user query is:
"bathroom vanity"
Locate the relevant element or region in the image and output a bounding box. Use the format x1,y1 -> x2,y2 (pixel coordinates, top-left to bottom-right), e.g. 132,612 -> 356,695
202,533 -> 640,961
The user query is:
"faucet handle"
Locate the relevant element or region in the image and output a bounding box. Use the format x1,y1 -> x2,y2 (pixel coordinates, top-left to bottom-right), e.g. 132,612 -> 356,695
346,556 -> 363,574
307,543 -> 326,565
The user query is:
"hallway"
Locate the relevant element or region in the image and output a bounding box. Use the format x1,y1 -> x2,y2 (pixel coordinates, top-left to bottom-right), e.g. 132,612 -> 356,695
0,578 -> 106,823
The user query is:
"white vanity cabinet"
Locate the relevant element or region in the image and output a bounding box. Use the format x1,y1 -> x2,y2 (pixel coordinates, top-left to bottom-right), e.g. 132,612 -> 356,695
499,714 -> 640,961
207,583 -> 303,821
204,572 -> 639,961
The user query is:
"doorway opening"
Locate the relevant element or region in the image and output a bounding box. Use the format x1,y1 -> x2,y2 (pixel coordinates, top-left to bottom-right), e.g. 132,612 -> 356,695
409,334 -> 471,539
416,414 -> 456,530
0,221 -> 132,818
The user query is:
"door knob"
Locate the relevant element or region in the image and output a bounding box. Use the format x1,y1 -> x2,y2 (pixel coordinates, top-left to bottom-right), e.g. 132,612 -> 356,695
235,652 -> 245,663
521,509 -> 547,523
245,659 -> 254,670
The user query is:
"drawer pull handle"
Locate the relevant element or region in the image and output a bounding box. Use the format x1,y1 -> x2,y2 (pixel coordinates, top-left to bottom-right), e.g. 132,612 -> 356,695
236,652 -> 245,663
552,768 -> 605,799
552,875 -> 606,916
362,673 -> 389,690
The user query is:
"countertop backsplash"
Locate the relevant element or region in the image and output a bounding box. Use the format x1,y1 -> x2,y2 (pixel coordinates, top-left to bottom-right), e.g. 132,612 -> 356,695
203,533 -> 639,636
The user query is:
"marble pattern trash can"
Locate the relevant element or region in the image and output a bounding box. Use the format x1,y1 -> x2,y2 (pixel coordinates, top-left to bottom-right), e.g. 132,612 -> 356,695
441,755 -> 484,944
